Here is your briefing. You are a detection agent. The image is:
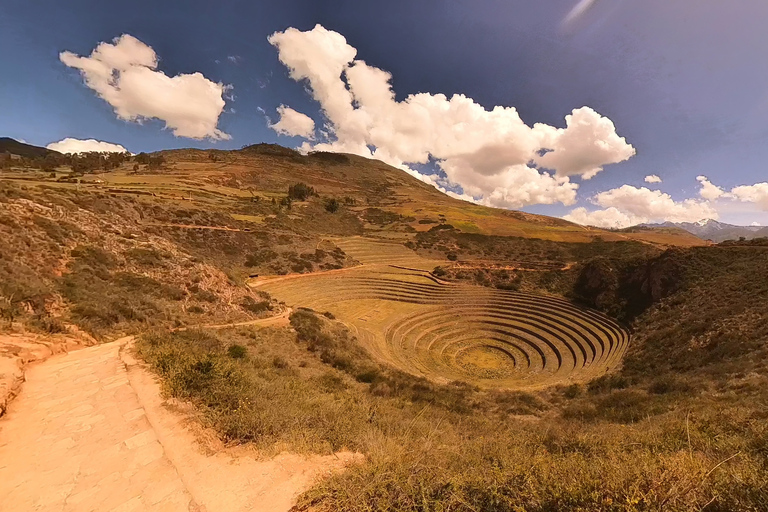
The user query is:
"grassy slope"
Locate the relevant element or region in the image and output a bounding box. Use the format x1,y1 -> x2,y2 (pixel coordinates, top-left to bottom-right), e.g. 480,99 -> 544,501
0,179 -> 353,338
4,143 -> 705,246
4,148 -> 765,510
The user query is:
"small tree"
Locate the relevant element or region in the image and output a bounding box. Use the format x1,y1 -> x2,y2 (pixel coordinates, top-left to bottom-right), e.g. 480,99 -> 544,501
287,183 -> 315,201
325,198 -> 340,213
0,294 -> 19,327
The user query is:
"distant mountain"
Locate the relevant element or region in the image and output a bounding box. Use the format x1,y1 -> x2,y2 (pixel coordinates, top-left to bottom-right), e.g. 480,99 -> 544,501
0,137 -> 60,158
643,219 -> 768,242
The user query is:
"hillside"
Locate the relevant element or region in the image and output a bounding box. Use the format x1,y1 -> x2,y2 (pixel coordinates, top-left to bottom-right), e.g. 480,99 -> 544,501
1,144 -> 766,511
1,141 -> 704,245
643,219 -> 768,242
0,138 -> 59,159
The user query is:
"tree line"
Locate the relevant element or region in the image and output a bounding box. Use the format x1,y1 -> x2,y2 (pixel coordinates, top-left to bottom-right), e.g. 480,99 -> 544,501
0,151 -> 164,173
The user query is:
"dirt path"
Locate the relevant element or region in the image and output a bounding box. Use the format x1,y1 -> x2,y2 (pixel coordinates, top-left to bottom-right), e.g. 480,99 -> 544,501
122,339 -> 359,512
0,340 -> 195,511
0,313 -> 355,512
171,308 -> 292,332
248,263 -> 373,288
147,223 -> 244,232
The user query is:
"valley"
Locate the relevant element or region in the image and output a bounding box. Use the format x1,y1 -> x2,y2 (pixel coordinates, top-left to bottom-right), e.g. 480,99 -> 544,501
0,143 -> 766,511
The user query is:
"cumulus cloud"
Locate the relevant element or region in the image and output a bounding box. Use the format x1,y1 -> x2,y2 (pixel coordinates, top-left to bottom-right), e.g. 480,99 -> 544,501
690,176 -> 768,211
533,108 -> 636,179
563,206 -> 642,229
47,138 -> 128,154
60,34 -> 230,140
595,185 -> 718,223
731,182 -> 768,210
268,24 -> 635,208
564,184 -> 718,228
696,175 -> 726,201
269,105 -> 316,138
645,174 -> 662,183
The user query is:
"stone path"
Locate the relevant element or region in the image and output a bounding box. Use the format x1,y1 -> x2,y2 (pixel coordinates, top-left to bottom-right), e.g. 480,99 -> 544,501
0,323 -> 359,512
0,339 -> 196,511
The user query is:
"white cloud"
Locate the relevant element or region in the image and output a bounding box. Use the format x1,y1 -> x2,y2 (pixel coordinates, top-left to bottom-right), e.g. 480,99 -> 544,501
595,185 -> 718,223
564,184 -> 719,228
47,138 -> 128,154
60,34 -> 230,140
731,182 -> 768,210
269,105 -> 316,138
751,221 -> 762,227
691,176 -> 768,211
563,206 -> 643,229
696,175 -> 726,201
268,24 -> 635,208
533,107 -> 636,179
645,174 -> 662,183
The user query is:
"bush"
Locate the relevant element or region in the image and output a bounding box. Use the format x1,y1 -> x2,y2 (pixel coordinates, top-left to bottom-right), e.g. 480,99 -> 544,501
244,249 -> 278,267
324,198 -> 340,213
287,183 -> 315,201
588,373 -> 630,394
126,247 -> 168,267
240,296 -> 272,314
227,344 -> 247,359
30,314 -> 67,334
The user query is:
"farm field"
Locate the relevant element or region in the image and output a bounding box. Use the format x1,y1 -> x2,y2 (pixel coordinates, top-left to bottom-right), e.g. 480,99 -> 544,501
255,237 -> 629,389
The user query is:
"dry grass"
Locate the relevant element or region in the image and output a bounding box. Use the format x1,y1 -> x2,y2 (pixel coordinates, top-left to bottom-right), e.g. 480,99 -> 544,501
136,311 -> 768,512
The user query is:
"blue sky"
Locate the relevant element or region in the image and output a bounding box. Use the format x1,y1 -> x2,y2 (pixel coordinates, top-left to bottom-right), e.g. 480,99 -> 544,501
2,0 -> 767,225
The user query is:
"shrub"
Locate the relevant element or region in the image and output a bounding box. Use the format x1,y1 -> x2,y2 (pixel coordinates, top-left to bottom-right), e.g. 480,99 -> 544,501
30,314 -> 67,334
126,247 -> 168,267
271,356 -> 288,368
240,296 -> 272,314
324,198 -> 340,213
287,183 -> 315,201
244,249 -> 278,267
588,373 -> 630,394
227,344 -> 247,359
194,289 -> 218,303
563,383 -> 583,399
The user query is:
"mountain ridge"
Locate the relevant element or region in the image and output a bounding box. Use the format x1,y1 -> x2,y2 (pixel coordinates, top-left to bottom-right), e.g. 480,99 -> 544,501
0,137 -> 60,159
642,219 -> 768,242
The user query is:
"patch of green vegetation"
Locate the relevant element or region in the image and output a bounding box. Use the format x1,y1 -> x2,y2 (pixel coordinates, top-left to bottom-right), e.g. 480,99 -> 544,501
451,219 -> 481,233
287,183 -> 316,201
125,247 -> 170,267
60,244 -> 189,335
